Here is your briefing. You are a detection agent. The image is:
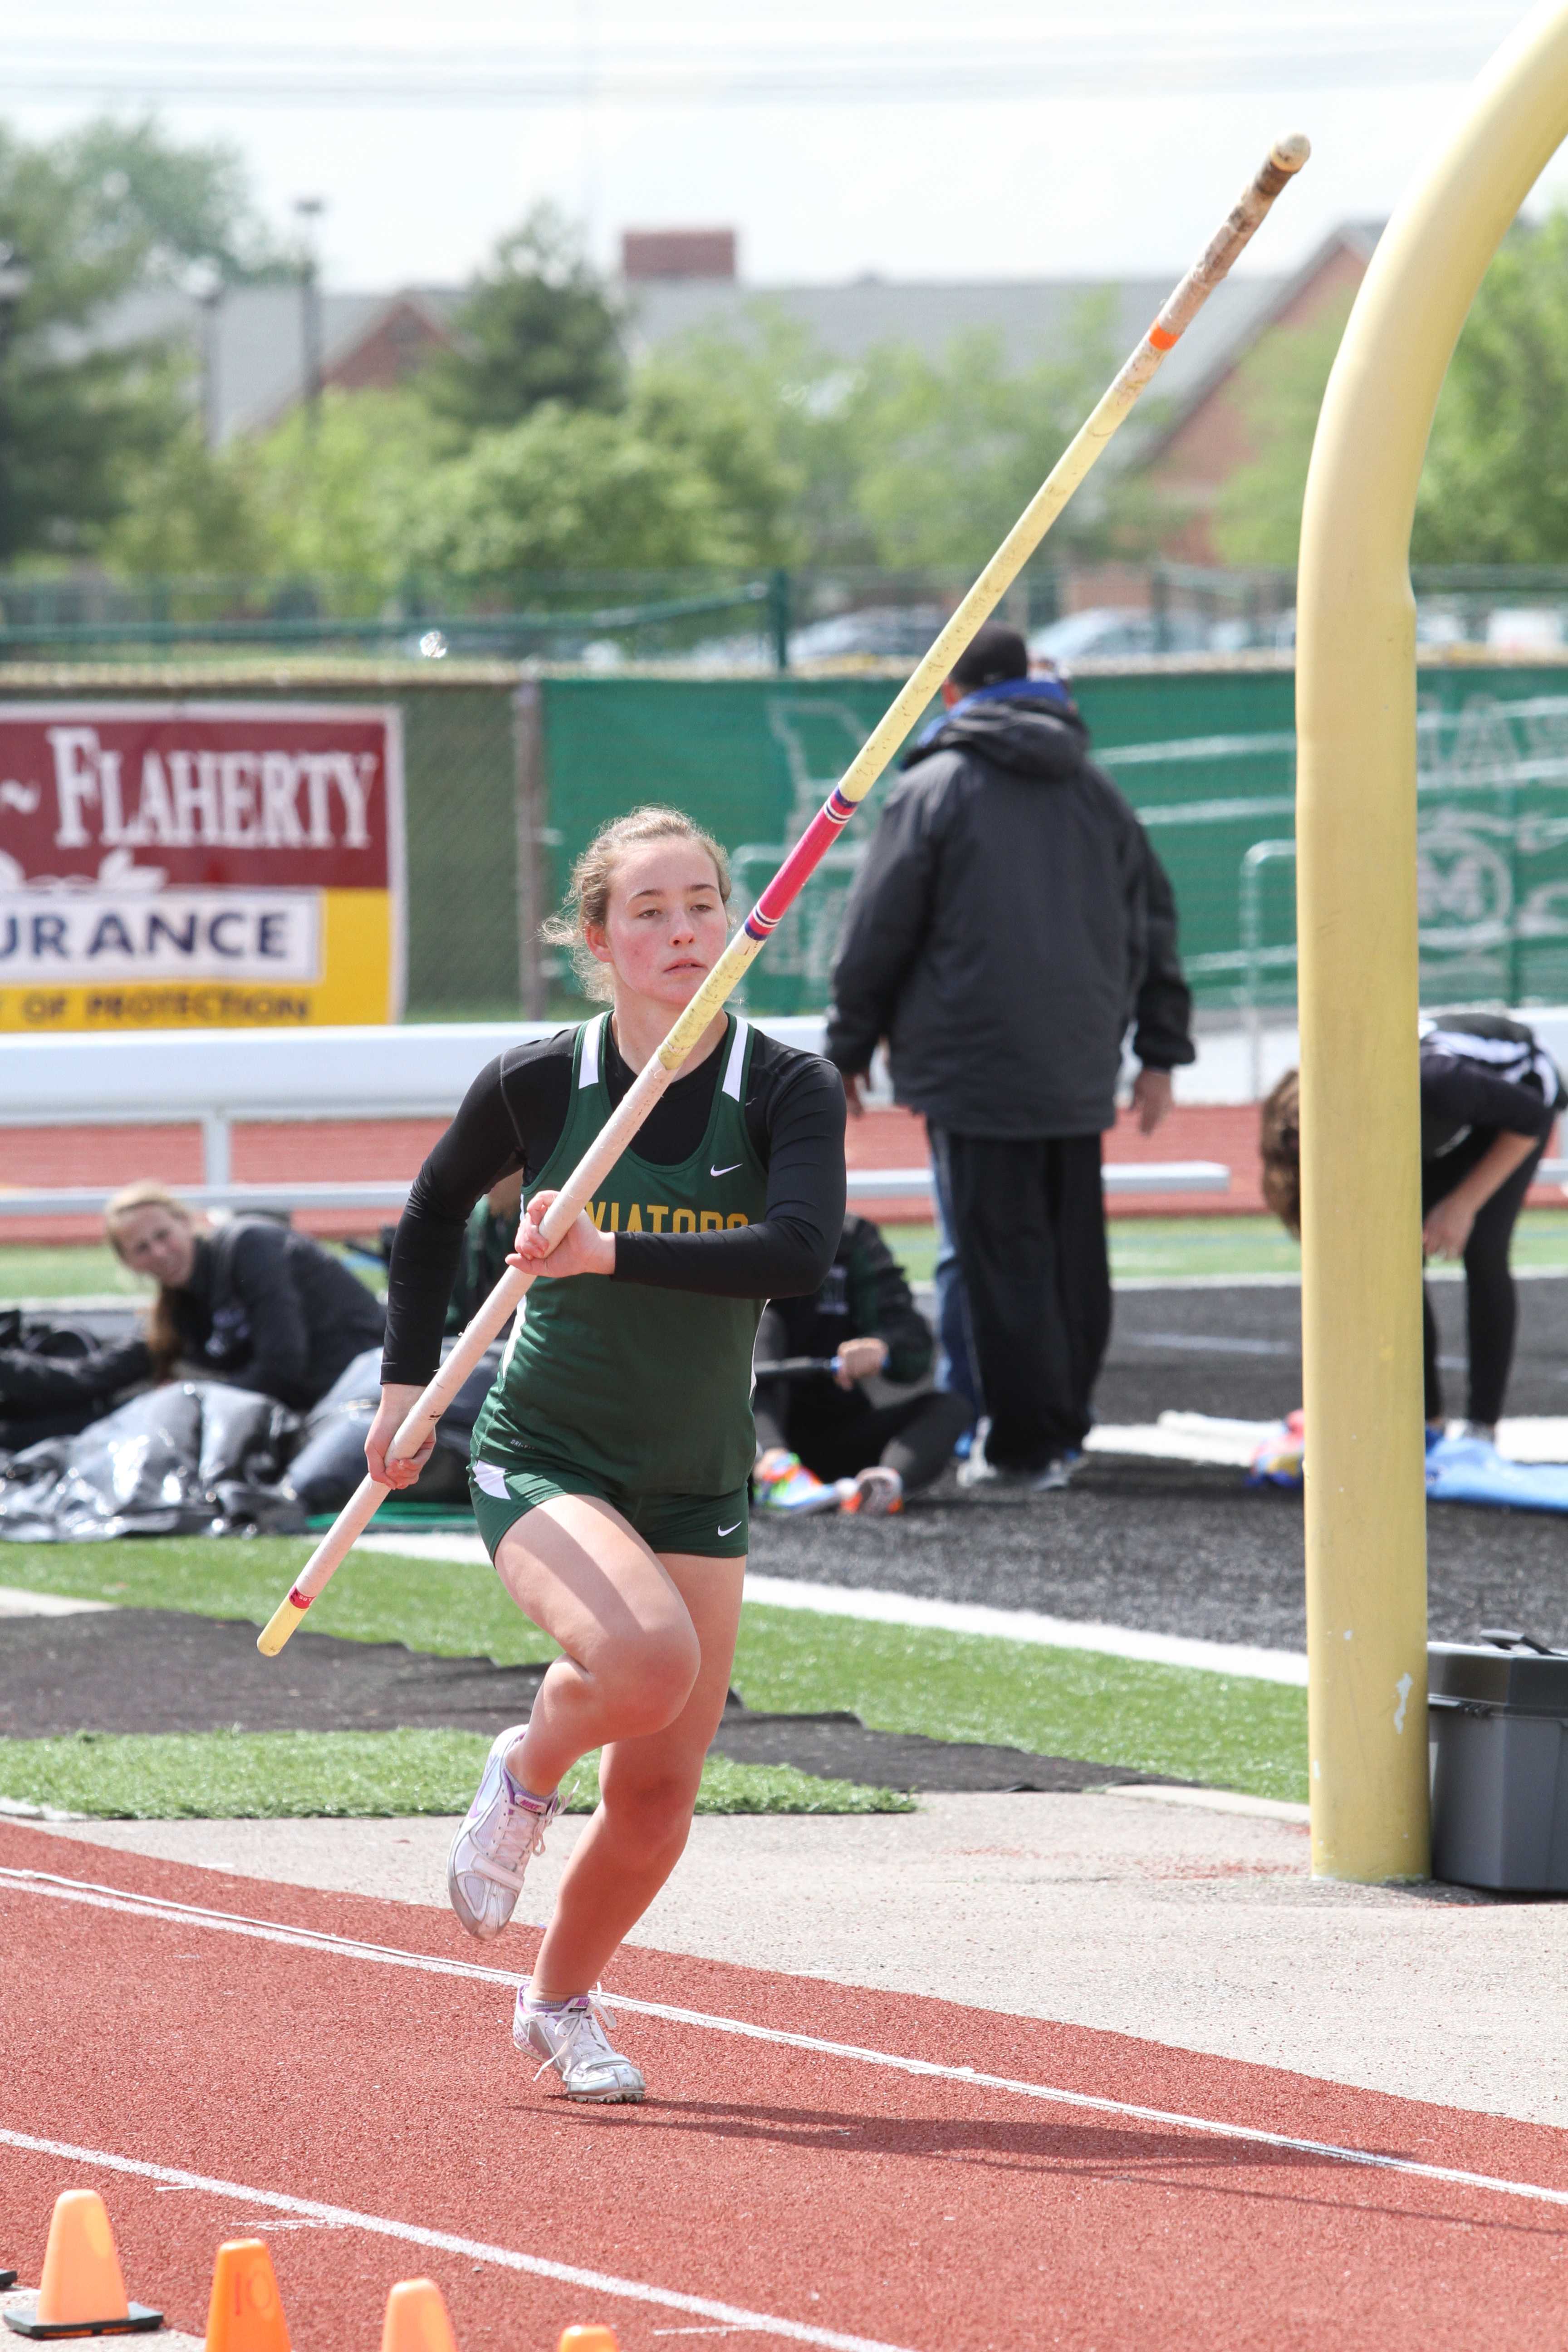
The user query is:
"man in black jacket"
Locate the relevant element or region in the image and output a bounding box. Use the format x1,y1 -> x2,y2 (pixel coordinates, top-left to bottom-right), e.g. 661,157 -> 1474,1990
824,622 -> 1194,1488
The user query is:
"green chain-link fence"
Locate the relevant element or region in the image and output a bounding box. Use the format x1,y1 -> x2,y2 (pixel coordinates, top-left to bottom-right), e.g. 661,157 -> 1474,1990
8,656 -> 1568,1033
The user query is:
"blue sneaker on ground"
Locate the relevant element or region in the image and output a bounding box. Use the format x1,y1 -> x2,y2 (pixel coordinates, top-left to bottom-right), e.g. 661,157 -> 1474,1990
753,1450 -> 838,1514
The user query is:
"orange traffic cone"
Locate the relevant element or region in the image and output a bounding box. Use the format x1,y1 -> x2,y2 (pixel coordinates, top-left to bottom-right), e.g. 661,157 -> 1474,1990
559,2331 -> 620,2352
379,2280 -> 458,2352
204,2242 -> 289,2352
5,2190 -> 161,2339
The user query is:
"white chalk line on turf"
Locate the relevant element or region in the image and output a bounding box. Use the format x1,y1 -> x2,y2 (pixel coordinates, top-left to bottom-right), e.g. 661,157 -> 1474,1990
0,2129 -> 914,2352
4,1865 -> 1566,2217
356,1534 -> 1309,1685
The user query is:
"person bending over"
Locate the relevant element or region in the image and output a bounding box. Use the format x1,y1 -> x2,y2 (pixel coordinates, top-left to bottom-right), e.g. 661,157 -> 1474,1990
1259,1012 -> 1563,1440
368,805 -> 845,2104
752,1212 -> 973,1515
105,1183 -> 386,1413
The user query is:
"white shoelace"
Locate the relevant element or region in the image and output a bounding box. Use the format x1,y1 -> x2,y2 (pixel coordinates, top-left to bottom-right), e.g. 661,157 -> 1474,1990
476,1788 -> 556,1891
527,1990 -> 627,2084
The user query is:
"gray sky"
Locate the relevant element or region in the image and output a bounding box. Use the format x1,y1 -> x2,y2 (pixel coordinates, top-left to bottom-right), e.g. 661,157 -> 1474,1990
5,2 -> 1563,291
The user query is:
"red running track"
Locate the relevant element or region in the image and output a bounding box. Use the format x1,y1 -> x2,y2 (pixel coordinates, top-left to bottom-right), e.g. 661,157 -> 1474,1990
3,1825 -> 1568,2352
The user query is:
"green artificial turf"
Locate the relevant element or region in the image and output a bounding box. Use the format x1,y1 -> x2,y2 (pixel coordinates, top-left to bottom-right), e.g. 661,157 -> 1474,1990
853,1215 -> 1304,1285
11,1208 -> 1568,1303
1107,1215 -> 1303,1282
0,1729 -> 908,1820
907,1208 -> 1568,1285
0,1240 -> 384,1305
1,1536 -> 1308,1802
0,1245 -> 146,1301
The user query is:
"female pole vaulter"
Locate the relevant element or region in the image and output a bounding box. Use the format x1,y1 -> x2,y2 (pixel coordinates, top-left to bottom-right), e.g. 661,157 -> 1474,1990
365,806 -> 845,2101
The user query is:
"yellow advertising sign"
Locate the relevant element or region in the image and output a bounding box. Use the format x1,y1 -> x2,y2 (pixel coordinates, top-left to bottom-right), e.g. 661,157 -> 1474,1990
0,701 -> 405,1030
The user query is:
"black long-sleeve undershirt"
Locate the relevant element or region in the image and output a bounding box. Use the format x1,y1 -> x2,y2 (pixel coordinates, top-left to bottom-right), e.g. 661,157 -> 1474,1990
382,1021 -> 846,1386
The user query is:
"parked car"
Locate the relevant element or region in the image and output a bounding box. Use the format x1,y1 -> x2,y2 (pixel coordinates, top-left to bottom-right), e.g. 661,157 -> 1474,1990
789,604 -> 951,663
1028,606 -> 1213,662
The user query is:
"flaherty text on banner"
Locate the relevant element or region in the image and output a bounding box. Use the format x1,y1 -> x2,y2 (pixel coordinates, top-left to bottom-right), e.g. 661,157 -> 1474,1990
0,701 -> 405,1029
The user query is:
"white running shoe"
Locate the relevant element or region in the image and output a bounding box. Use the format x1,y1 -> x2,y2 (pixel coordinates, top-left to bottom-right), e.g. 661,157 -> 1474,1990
447,1725 -> 560,1941
835,1465 -> 904,1516
515,1985 -> 646,2102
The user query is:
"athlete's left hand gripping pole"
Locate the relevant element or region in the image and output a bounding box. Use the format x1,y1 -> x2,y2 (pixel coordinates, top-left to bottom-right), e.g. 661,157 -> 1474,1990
258,132 -> 1309,1659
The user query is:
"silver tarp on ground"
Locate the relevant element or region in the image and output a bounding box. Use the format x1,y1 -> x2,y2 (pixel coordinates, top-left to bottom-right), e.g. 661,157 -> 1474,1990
0,1381 -> 305,1540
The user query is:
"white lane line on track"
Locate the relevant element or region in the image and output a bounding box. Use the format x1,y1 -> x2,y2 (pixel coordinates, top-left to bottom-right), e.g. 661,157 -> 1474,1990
0,2129 -> 913,2352
4,1865 -> 1566,2216
356,1534 -> 1308,1685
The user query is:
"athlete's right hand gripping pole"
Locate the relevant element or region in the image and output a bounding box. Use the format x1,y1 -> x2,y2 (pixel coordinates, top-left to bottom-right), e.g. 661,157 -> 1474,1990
257,132 -> 1309,1659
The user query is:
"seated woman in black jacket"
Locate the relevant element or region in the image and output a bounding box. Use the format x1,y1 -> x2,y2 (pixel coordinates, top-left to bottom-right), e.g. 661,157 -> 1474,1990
752,1212 -> 973,1514
104,1181 -> 385,1412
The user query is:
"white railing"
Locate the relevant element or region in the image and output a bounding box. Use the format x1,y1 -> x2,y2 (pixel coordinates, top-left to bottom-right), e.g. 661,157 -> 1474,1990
0,1160 -> 1233,1220
0,1018 -> 1231,1219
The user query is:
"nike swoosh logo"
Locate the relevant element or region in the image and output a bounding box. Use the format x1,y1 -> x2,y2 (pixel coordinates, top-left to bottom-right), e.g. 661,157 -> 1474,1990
710,1162 -> 742,1177
717,1520 -> 742,1537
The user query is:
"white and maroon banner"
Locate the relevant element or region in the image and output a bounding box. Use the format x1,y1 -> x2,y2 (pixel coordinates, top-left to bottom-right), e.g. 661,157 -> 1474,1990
0,702 -> 404,1029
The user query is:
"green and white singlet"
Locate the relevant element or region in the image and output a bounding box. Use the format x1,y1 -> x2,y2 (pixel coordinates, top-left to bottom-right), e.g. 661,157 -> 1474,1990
470,1011 -> 769,1498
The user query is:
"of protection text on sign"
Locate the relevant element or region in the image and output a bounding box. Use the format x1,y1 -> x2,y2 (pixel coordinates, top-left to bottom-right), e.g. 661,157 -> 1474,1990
0,701 -> 405,1030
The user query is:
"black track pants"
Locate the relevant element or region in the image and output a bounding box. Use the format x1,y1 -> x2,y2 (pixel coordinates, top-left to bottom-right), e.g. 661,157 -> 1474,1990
785,1389 -> 974,1494
754,1330 -> 974,1496
1422,1130 -> 1544,1427
930,1127 -> 1110,1470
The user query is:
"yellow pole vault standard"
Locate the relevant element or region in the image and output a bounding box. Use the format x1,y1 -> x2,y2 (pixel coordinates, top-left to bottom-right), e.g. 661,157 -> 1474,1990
1297,0 -> 1568,1881
258,135 -> 1309,1659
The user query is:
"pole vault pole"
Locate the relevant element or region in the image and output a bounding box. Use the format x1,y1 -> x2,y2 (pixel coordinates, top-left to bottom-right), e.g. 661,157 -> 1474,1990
258,133 -> 1309,1658
1297,0 -> 1568,1882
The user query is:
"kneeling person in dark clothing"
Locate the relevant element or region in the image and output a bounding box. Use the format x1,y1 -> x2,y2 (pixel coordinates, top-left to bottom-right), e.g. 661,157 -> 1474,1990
445,1170 -> 525,1337
105,1181 -> 386,1411
752,1213 -> 973,1515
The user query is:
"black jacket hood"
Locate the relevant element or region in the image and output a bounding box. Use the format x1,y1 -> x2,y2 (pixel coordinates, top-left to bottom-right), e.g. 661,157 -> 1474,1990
902,693 -> 1090,783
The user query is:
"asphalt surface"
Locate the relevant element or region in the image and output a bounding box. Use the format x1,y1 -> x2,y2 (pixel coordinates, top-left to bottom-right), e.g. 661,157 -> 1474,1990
750,1275 -> 1568,1655
21,1277 -> 1568,1658
0,1609 -> 1173,1792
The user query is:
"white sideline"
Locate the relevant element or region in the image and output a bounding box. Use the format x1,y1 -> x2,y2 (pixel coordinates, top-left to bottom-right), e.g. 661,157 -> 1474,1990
357,1534 -> 1310,1685
0,2128 -> 914,2352
2,1867 -> 1566,2220
0,1587 -> 114,1619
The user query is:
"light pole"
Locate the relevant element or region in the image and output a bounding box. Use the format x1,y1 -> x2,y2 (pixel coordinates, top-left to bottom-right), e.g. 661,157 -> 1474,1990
293,198 -> 326,435
0,243 -> 32,364
191,262 -> 225,452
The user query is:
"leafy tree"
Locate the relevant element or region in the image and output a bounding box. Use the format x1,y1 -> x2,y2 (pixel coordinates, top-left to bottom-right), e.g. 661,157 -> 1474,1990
421,205 -> 626,439
47,118 -> 290,288
629,298 -> 1146,576
1414,211 -> 1568,562
411,402 -> 746,582
0,117 -> 286,560
1210,302 -> 1351,568
100,421 -> 270,580
845,301 -> 1133,572
245,391 -> 434,593
631,331 -> 807,567
631,310 -> 872,567
106,388 -> 437,595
